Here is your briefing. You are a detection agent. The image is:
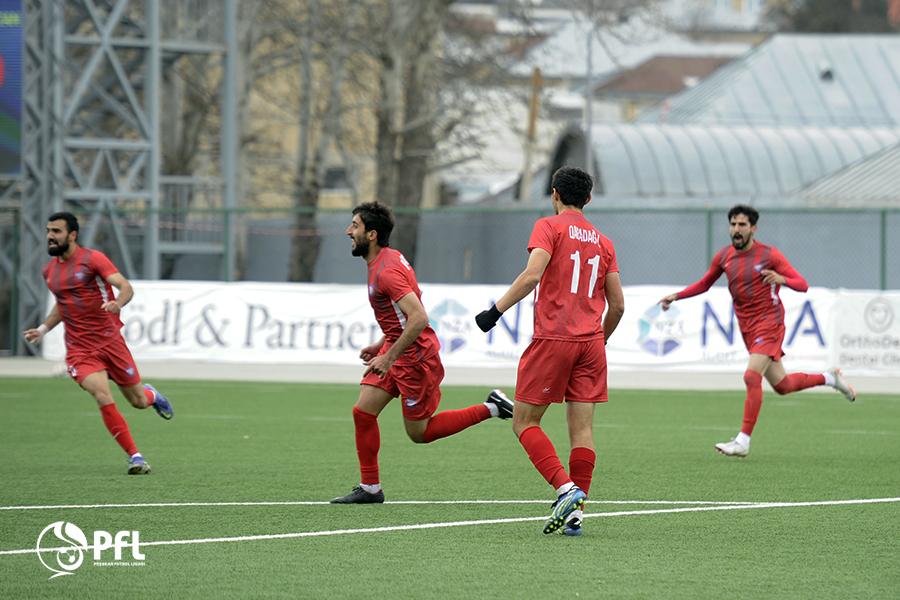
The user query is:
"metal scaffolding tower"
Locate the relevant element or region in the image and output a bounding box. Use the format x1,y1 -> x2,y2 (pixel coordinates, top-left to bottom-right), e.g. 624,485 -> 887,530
0,0 -> 237,355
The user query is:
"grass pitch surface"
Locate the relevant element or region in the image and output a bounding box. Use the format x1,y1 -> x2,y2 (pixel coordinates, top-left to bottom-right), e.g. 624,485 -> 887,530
1,377 -> 898,598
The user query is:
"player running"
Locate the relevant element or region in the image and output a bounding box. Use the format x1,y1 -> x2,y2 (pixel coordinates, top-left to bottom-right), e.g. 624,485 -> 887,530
23,212 -> 173,475
658,205 -> 856,458
330,202 -> 513,504
476,166 -> 625,535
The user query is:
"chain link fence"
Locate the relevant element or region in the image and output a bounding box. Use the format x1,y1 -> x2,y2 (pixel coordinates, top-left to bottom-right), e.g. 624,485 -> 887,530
2,205 -> 899,353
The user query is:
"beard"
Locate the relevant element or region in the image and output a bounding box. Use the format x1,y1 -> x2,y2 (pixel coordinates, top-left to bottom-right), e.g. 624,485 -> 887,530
732,235 -> 749,250
47,241 -> 69,256
351,238 -> 369,257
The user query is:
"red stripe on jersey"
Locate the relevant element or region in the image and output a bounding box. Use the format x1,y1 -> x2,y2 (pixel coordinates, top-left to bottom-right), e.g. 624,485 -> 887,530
43,246 -> 124,352
718,242 -> 788,333
366,247 -> 439,365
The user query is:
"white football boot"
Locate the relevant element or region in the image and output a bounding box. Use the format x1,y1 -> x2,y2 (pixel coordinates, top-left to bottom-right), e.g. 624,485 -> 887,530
714,438 -> 749,458
829,368 -> 856,402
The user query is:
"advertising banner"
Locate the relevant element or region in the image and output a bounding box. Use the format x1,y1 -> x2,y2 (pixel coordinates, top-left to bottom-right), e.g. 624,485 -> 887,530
0,0 -> 23,176
829,291 -> 900,373
42,281 -> 843,374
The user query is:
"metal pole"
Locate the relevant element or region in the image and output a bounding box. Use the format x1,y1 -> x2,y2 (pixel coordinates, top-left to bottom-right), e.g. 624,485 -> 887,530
222,0 -> 238,281
880,209 -> 887,291
51,0 -> 63,213
519,67 -> 542,203
9,207 -> 19,353
144,0 -> 161,279
584,26 -> 593,175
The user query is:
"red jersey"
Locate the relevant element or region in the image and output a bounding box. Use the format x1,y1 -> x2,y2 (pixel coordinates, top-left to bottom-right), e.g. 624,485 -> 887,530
367,247 -> 440,365
677,242 -> 808,333
527,211 -> 619,340
43,246 -> 124,352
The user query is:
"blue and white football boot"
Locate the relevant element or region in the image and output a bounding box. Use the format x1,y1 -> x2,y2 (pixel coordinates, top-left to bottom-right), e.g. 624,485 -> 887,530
562,510 -> 584,537
127,454 -> 151,475
145,384 -> 174,420
543,487 -> 586,534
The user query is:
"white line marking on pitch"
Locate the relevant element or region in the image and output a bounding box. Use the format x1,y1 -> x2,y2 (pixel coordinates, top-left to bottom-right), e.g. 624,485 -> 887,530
1,497 -> 897,557
0,499 -> 761,511
826,429 -> 899,437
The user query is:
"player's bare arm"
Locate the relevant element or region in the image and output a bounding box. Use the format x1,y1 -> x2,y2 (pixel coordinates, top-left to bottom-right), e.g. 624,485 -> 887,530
23,304 -> 62,344
360,337 -> 385,362
476,249 -> 551,332
658,292 -> 678,311
102,272 -> 133,313
603,272 -> 625,340
363,292 -> 427,376
497,248 -> 551,312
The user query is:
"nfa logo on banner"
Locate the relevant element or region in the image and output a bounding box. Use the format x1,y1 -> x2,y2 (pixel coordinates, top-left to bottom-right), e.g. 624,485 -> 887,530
429,298 -> 471,353
36,521 -> 146,579
637,303 -> 684,356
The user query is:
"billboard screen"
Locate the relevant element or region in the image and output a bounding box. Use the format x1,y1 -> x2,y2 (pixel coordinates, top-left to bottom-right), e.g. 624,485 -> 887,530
0,0 -> 23,177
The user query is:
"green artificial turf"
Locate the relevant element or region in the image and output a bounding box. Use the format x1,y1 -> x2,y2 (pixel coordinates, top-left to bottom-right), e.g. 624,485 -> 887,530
0,377 -> 898,598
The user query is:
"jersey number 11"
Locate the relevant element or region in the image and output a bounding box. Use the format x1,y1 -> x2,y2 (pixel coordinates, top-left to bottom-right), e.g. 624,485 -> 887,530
569,251 -> 601,298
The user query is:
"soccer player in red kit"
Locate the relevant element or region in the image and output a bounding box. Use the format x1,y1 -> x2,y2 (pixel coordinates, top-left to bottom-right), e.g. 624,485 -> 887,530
476,167 -> 625,535
659,205 -> 856,458
23,212 -> 173,474
330,202 -> 514,504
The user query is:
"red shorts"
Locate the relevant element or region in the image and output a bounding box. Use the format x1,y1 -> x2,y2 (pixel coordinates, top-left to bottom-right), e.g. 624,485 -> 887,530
742,323 -> 785,361
66,335 -> 142,387
360,352 -> 444,421
516,337 -> 608,405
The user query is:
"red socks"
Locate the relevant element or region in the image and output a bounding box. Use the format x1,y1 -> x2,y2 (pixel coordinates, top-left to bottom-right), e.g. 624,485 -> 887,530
569,447 -> 596,496
773,373 -> 826,395
352,404 -> 491,483
353,406 -> 381,485
99,403 -> 138,456
143,387 -> 156,406
742,371 -> 828,435
518,426 -> 571,490
741,371 -> 827,436
422,405 -> 490,443
741,370 -> 763,436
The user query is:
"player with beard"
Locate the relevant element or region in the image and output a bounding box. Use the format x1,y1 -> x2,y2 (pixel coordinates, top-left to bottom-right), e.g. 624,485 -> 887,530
330,201 -> 514,504
658,205 -> 856,458
23,212 -> 173,474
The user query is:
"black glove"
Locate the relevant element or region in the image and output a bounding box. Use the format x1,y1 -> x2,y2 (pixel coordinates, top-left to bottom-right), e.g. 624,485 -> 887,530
475,304 -> 503,332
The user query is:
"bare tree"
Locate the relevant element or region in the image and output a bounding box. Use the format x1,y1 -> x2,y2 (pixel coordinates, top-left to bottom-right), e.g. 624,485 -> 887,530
372,0 -> 455,264
154,0 -> 288,278
282,0 -> 363,281
156,1 -> 548,276
155,0 -> 676,280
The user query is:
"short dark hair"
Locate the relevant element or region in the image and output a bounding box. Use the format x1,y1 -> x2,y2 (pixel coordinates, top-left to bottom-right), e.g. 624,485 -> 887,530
727,204 -> 759,226
352,202 -> 394,247
551,166 -> 593,209
48,211 -> 80,235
